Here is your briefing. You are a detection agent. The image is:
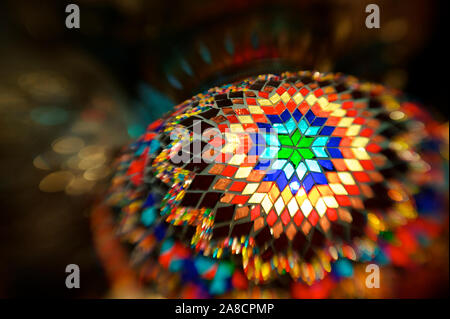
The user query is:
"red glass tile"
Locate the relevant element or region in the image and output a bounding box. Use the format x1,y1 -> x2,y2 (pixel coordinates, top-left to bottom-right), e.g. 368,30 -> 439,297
353,172 -> 371,183
308,210 -> 319,226
299,87 -> 309,96
298,101 -> 310,114
360,160 -> 375,170
286,99 -> 297,112
251,205 -> 260,221
229,181 -> 247,192
276,86 -> 286,95
274,101 -> 286,114
266,209 -> 278,227
342,101 -> 354,109
281,209 -> 291,225
293,211 -> 304,226
345,185 -> 360,195
326,208 -> 338,221
222,165 -> 238,177
231,195 -> 250,205
258,91 -> 269,98
335,195 -> 351,206
246,98 -> 257,105
227,115 -> 239,123
252,114 -> 268,123
367,143 -> 382,153
314,88 -> 324,97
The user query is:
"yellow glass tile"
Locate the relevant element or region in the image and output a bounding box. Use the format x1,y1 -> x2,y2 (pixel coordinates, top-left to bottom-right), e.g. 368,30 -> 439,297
292,92 -> 303,104
305,94 -> 317,106
222,142 -> 237,153
261,195 -> 273,213
344,159 -> 363,171
248,105 -> 264,114
322,102 -> 340,111
238,115 -> 253,124
346,124 -> 361,136
235,166 -> 252,178
230,124 -> 244,132
281,187 -> 293,203
317,185 -> 333,196
338,117 -> 353,127
287,197 -> 299,217
274,197 -> 285,215
242,182 -> 259,195
269,93 -> 281,104
280,91 -> 290,103
351,137 -> 369,147
338,172 -> 355,185
224,132 -> 239,143
352,147 -> 370,160
300,199 -> 313,217
295,188 -> 307,205
229,154 -> 246,165
248,192 -> 265,203
323,196 -> 339,208
315,198 -> 327,217
307,187 -> 320,205
258,98 -> 272,106
317,97 -> 329,108
331,109 -> 346,116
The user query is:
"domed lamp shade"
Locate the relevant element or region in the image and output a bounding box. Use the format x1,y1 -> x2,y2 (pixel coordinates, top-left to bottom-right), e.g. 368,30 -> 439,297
96,71 -> 448,298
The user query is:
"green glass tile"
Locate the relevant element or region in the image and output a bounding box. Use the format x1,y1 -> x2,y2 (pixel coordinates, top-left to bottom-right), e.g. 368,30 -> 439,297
290,150 -> 302,168
297,137 -> 314,147
278,135 -> 293,146
291,129 -> 301,146
299,148 -> 315,159
278,147 -> 294,159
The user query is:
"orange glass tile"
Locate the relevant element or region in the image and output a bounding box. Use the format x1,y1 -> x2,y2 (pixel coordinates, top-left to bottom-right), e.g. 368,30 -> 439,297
235,206 -> 249,220
286,223 -> 297,241
214,178 -> 231,190
220,193 -> 234,203
257,181 -> 273,193
301,220 -> 312,235
253,216 -> 265,231
269,184 -> 280,202
272,221 -> 283,239
246,170 -> 265,182
209,163 -> 225,175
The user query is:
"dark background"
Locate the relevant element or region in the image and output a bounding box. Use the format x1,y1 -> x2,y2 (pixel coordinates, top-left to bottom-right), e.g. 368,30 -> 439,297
0,0 -> 448,298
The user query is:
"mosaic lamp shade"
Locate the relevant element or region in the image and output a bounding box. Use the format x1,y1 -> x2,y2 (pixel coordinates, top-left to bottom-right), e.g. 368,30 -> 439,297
99,71 -> 448,298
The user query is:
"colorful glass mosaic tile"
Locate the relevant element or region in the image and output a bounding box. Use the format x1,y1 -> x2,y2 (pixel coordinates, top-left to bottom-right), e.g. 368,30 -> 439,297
103,71 -> 448,297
